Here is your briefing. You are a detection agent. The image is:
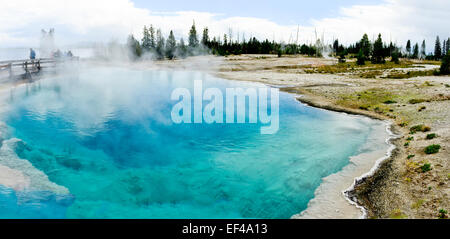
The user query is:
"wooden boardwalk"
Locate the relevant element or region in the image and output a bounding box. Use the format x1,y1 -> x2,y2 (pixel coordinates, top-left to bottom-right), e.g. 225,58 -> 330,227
0,57 -> 79,80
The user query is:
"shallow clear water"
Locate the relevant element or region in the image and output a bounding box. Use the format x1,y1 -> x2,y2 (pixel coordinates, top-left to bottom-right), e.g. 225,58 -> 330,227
0,66 -> 379,218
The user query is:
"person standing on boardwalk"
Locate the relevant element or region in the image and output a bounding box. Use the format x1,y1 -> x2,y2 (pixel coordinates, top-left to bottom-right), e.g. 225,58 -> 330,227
29,48 -> 36,60
29,48 -> 36,69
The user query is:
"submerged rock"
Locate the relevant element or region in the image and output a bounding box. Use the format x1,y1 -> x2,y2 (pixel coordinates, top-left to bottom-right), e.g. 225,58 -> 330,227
56,156 -> 82,171
0,138 -> 69,195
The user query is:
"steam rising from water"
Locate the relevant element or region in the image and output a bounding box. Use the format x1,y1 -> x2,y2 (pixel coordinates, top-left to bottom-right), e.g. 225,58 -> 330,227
0,66 -> 383,218
40,29 -> 56,58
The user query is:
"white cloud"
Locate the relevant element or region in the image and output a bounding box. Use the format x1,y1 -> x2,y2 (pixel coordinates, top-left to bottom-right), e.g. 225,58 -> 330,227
312,0 -> 450,52
0,0 -> 448,52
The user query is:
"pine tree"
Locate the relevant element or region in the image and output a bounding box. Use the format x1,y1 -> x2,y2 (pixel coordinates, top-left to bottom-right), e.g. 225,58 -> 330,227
440,49 -> 449,75
412,43 -> 419,59
149,25 -> 156,49
333,39 -> 339,54
443,39 -> 450,56
447,38 -> 450,55
188,21 -> 199,48
357,49 -> 365,65
391,50 -> 400,64
388,42 -> 395,57
127,34 -> 142,60
201,27 -> 209,46
141,26 -> 150,51
435,36 -> 442,59
223,34 -> 228,46
443,39 -> 447,56
420,40 -> 426,59
360,34 -> 371,60
371,34 -> 385,63
165,30 -> 176,59
156,29 -> 165,60
406,40 -> 411,57
177,38 -> 187,58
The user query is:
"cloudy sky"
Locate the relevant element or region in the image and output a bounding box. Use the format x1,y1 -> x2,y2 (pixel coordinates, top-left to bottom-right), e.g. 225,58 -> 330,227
0,0 -> 449,52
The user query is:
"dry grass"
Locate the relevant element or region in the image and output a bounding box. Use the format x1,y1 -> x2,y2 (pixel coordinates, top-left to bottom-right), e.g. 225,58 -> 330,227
300,60 -> 436,79
385,70 -> 437,79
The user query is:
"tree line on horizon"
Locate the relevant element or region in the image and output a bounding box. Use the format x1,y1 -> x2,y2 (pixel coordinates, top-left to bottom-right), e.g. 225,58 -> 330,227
126,22 -> 330,60
349,34 -> 450,63
126,22 -> 450,68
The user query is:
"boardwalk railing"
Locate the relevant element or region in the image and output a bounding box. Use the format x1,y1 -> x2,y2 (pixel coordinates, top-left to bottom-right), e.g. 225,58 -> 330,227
0,57 -> 79,79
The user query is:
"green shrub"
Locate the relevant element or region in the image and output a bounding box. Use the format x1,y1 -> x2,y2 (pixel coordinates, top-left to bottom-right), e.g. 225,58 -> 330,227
421,163 -> 432,172
424,144 -> 441,154
406,136 -> 414,141
410,125 -> 422,132
409,99 -> 426,104
277,50 -> 282,58
407,154 -> 415,159
374,107 -> 383,113
426,133 -> 437,140
410,124 -> 431,134
399,122 -> 408,127
384,100 -> 397,104
359,105 -> 369,110
438,209 -> 448,219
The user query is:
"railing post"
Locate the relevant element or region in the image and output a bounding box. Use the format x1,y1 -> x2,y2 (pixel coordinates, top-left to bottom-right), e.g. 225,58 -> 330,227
8,63 -> 13,79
